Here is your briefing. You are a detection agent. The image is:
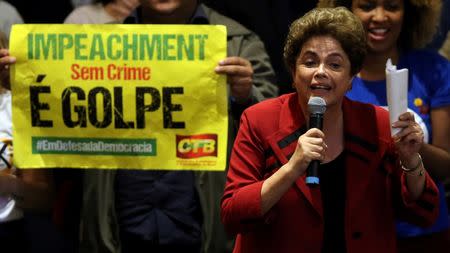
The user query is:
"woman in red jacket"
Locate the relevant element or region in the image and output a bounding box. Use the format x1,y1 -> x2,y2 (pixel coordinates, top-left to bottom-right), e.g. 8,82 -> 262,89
220,7 -> 439,253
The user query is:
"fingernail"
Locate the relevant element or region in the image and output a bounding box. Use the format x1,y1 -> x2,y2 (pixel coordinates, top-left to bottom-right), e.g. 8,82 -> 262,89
214,66 -> 220,72
9,57 -> 16,63
219,60 -> 225,65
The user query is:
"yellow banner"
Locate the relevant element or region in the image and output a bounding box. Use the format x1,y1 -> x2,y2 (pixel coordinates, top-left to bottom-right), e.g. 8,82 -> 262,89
10,24 -> 228,171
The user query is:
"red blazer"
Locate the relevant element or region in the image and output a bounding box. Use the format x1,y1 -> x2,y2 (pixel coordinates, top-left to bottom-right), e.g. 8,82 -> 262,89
221,93 -> 439,253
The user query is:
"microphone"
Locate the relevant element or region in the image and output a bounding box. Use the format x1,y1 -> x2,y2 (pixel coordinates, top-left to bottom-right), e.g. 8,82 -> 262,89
305,97 -> 326,186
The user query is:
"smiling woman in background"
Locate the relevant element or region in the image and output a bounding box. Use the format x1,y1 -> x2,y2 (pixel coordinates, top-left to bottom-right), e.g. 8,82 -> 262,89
318,0 -> 450,251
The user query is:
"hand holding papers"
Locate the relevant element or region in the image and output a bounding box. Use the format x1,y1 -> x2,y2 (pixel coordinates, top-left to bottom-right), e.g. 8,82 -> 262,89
386,58 -> 408,136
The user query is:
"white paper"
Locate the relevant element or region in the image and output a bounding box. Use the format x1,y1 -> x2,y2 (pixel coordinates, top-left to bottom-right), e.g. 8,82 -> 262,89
386,58 -> 408,136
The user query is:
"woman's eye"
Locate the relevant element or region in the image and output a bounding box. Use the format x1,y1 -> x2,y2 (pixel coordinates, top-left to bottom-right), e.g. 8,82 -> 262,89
385,3 -> 400,11
359,3 -> 375,11
304,60 -> 316,67
329,63 -> 341,69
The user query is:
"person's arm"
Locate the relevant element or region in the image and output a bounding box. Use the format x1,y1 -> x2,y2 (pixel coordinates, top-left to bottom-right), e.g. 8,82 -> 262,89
0,48 -> 54,211
260,128 -> 326,214
215,56 -> 254,104
390,113 -> 440,227
221,110 -> 327,233
237,32 -> 278,101
0,169 -> 54,211
215,32 -> 278,131
392,112 -> 427,200
215,32 -> 278,105
420,105 -> 450,180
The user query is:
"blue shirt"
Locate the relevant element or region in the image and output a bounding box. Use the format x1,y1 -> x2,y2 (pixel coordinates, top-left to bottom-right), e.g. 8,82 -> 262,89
346,50 -> 450,237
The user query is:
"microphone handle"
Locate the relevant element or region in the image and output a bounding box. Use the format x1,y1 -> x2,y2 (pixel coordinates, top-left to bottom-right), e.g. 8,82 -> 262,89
306,160 -> 320,185
309,113 -> 323,130
306,113 -> 323,186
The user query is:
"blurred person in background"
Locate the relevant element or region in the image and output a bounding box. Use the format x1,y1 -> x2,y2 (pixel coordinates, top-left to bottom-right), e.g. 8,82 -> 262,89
65,1 -> 277,253
0,31 -> 55,253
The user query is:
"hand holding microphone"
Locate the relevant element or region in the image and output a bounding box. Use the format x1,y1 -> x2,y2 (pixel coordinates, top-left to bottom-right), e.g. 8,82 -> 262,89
286,97 -> 327,184
306,97 -> 326,185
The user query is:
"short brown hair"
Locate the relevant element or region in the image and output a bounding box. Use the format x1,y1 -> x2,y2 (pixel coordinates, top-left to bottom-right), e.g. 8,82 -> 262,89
317,0 -> 442,49
284,7 -> 367,76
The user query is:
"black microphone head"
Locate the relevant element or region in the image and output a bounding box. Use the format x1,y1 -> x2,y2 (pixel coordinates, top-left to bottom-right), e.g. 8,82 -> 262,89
308,97 -> 326,114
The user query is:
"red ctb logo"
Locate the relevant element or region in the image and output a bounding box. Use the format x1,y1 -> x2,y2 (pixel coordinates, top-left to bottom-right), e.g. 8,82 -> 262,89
176,134 -> 218,159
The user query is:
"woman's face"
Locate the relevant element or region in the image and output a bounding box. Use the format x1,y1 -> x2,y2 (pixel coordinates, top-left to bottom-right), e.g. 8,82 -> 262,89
351,0 -> 404,54
293,35 -> 353,108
